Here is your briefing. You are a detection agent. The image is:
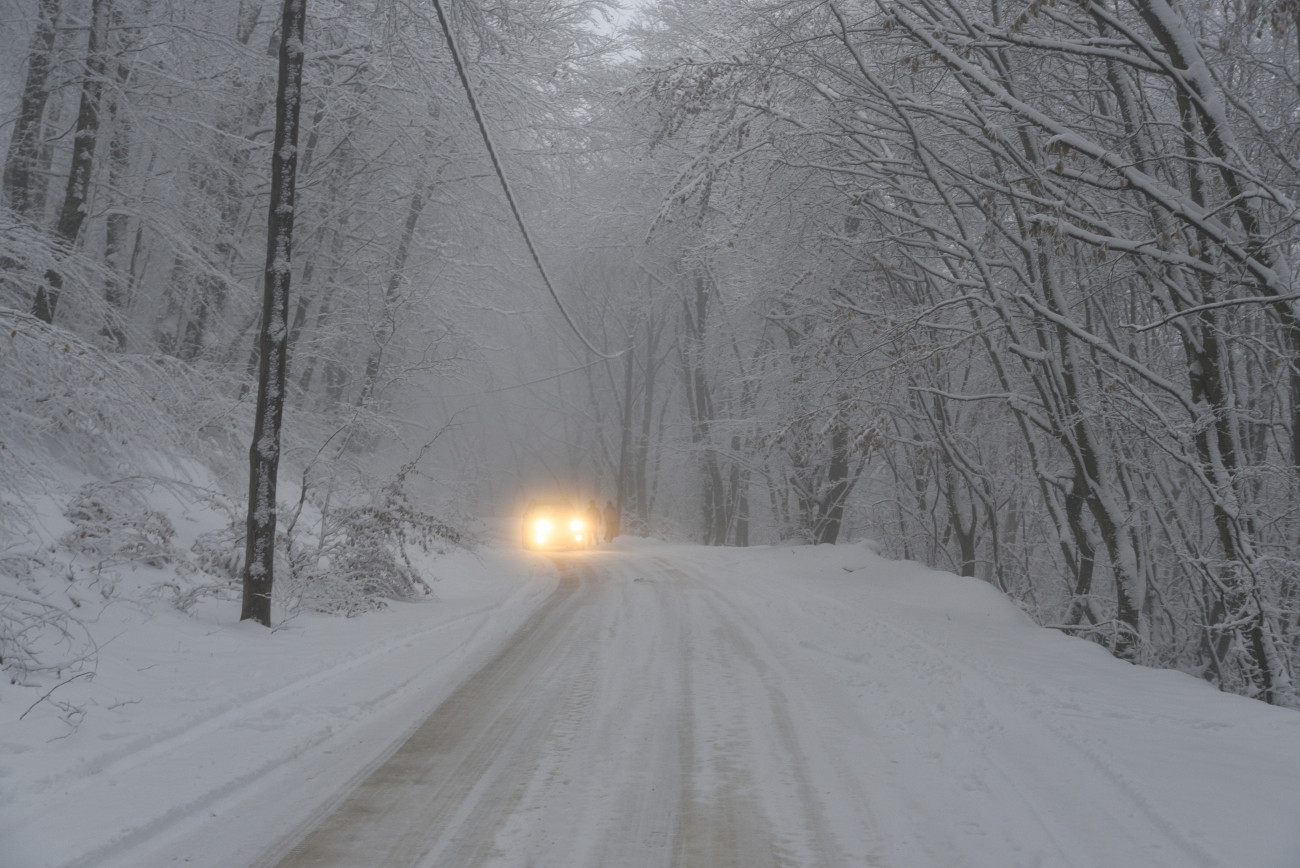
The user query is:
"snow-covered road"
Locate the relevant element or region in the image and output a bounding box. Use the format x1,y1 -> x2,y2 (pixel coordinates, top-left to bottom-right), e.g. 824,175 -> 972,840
272,544 -> 1299,868
272,553 -> 833,867
4,541 -> 1299,867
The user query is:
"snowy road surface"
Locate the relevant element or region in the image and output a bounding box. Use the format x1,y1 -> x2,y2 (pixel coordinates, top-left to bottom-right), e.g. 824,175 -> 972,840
4,541 -> 1299,867
269,544 -> 1299,868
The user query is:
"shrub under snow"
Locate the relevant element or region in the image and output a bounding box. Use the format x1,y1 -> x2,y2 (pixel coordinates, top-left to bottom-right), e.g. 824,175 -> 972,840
0,308 -> 470,697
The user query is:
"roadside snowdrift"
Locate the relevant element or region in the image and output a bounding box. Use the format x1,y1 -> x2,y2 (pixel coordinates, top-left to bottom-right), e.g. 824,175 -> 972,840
621,540 -> 1300,868
0,542 -> 556,868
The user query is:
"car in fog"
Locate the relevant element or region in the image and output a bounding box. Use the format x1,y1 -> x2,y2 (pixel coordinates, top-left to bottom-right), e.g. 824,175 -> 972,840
521,498 -> 592,550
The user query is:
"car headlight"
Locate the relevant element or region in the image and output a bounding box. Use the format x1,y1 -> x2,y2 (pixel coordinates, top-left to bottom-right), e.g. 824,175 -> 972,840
535,518 -> 553,534
569,518 -> 584,532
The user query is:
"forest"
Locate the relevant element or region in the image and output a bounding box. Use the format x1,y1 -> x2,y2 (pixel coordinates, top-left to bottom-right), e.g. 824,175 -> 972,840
2,0 -> 1297,708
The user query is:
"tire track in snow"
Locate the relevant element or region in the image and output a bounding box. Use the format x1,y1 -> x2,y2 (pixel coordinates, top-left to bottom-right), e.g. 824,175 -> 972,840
482,554 -> 687,868
579,557 -> 686,868
658,560 -> 845,868
272,567 -> 591,867
11,588 -> 550,868
267,546 -> 1218,868
272,554 -> 692,868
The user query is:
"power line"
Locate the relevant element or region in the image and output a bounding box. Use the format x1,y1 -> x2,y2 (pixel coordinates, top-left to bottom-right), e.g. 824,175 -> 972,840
443,357 -> 608,398
429,0 -> 624,360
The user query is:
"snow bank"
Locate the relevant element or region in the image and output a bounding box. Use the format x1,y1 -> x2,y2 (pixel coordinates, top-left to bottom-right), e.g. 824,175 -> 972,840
5,533 -> 1299,867
626,539 -> 1300,868
0,535 -> 556,868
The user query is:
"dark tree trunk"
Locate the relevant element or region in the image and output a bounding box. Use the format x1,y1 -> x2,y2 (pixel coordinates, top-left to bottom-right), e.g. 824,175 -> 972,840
940,465 -> 978,575
1063,475 -> 1100,627
241,0 -> 307,627
101,17 -> 136,348
680,273 -> 730,545
2,0 -> 60,218
633,315 -> 661,533
814,425 -> 851,545
296,281 -> 338,396
358,186 -> 426,406
615,334 -> 635,517
33,0 -> 110,323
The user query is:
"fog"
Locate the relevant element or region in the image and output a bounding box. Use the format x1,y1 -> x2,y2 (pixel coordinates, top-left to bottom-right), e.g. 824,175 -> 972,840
3,0 -> 1298,701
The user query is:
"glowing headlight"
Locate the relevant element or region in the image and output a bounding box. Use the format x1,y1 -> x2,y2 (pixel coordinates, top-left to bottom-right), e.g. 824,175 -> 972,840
569,518 -> 584,532
535,518 -> 553,534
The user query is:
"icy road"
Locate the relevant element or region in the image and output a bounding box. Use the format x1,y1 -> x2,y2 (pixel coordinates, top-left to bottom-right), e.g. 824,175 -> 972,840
4,541 -> 1299,867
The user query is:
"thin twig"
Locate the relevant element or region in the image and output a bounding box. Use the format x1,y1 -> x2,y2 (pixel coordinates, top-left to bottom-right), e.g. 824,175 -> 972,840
19,671 -> 93,721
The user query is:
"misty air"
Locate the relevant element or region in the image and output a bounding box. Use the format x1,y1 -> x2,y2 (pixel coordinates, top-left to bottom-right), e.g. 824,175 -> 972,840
2,0 -> 1299,865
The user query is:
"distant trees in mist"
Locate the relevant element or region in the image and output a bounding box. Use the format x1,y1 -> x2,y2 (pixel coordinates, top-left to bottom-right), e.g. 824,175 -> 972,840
4,0 -> 1298,703
607,0 -> 1299,704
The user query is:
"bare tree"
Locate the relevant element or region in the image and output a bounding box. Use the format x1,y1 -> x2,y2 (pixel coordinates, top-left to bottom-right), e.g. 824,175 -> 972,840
32,0 -> 111,323
241,0 -> 307,626
3,0 -> 61,220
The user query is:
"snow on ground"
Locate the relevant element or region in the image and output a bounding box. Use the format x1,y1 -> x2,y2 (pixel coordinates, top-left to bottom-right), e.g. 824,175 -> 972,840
0,530 -> 557,868
3,535 -> 1300,868
631,540 -> 1300,868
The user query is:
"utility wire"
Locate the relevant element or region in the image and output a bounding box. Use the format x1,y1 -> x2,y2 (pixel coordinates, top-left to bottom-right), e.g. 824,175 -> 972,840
443,357 -> 607,398
430,0 -> 624,360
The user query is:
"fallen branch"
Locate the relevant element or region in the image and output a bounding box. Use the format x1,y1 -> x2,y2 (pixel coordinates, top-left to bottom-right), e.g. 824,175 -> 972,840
19,670 -> 93,720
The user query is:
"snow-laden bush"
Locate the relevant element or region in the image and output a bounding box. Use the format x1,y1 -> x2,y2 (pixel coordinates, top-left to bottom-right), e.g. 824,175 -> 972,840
281,464 -> 469,617
0,553 -> 97,688
190,521 -> 245,582
61,480 -> 175,568
1,304 -> 470,688
0,309 -> 249,685
0,213 -> 96,316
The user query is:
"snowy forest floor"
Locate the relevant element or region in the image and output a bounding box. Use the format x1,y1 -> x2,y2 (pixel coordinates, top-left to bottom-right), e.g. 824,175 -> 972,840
3,534 -> 1299,867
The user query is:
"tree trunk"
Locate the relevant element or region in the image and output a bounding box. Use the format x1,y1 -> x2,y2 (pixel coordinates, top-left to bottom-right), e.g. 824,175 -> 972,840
633,314 -> 661,534
241,0 -> 307,627
101,14 -> 137,348
940,464 -> 978,575
615,333 -> 635,516
2,0 -> 60,219
358,186 -> 426,406
33,0 -> 110,323
814,425 -> 852,544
